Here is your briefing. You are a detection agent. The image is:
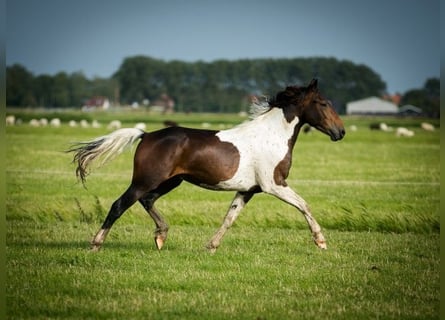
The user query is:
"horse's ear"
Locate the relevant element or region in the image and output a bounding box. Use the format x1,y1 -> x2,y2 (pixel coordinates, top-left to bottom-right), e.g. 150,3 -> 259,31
308,78 -> 318,91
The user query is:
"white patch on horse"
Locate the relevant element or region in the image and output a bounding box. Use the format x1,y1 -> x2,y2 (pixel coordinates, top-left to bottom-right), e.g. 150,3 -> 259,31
216,107 -> 299,191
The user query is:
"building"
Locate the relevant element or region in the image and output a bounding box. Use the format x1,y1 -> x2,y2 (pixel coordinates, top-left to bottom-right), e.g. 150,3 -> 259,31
150,94 -> 175,114
346,96 -> 398,115
398,105 -> 423,116
82,96 -> 110,110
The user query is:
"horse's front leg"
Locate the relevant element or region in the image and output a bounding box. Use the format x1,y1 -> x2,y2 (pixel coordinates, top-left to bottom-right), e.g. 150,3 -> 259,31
206,191 -> 254,253
266,185 -> 327,249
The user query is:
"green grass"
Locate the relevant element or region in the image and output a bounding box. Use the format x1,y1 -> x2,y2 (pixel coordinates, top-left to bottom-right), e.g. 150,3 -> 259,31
5,113 -> 440,319
7,223 -> 439,319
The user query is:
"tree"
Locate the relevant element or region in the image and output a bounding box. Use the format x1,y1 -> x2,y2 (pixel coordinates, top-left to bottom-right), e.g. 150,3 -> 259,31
113,56 -> 387,113
6,64 -> 35,107
51,72 -> 70,107
7,57 -> 388,112
68,72 -> 89,107
401,78 -> 439,118
34,75 -> 54,107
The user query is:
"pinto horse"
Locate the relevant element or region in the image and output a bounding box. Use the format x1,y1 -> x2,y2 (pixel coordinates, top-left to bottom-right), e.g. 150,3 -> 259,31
68,79 -> 345,252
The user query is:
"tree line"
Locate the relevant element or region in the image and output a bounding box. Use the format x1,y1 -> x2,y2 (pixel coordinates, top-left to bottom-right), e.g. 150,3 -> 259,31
6,64 -> 117,109
6,56 -> 439,116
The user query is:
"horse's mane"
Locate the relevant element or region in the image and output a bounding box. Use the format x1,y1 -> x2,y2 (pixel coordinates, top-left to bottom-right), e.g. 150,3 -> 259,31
249,96 -> 271,119
248,85 -> 306,119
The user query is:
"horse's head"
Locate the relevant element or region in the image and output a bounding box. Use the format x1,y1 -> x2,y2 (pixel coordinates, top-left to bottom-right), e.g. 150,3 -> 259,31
272,79 -> 345,141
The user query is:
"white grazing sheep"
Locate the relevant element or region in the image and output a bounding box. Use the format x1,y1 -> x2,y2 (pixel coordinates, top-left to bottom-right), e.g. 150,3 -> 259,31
379,123 -> 393,132
107,120 -> 122,130
50,118 -> 61,127
29,119 -> 40,127
92,120 -> 101,128
80,119 -> 89,128
396,127 -> 414,137
39,118 -> 48,126
6,115 -> 15,126
421,122 -> 435,131
68,120 -> 78,127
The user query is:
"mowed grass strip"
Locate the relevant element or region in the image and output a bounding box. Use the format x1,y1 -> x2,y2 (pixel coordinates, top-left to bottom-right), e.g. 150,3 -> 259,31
5,116 -> 440,319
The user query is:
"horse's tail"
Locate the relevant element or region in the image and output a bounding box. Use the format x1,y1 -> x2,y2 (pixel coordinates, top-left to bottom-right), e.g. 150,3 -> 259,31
67,128 -> 144,184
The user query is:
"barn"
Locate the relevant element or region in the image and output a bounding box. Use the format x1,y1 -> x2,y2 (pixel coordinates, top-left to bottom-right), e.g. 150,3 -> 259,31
346,96 -> 398,115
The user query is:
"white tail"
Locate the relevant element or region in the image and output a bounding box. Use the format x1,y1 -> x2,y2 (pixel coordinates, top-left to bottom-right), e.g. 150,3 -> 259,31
67,128 -> 144,184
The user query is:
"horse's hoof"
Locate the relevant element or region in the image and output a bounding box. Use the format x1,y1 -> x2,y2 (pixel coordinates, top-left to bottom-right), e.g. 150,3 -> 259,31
316,241 -> 327,250
205,243 -> 218,254
90,244 -> 101,252
207,247 -> 217,254
313,233 -> 327,249
154,236 -> 165,250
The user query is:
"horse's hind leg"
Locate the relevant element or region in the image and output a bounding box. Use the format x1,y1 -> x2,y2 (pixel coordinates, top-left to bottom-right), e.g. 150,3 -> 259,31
91,185 -> 144,251
139,177 -> 183,250
206,191 -> 255,253
139,195 -> 169,250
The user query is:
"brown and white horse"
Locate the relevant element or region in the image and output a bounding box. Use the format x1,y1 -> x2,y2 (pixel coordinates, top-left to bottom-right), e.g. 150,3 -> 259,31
68,79 -> 345,253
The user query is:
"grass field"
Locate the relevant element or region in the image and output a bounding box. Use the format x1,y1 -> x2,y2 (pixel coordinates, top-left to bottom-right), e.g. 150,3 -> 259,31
5,110 -> 440,319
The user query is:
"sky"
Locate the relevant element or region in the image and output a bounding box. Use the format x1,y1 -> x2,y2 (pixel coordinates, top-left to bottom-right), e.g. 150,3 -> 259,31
6,0 -> 440,94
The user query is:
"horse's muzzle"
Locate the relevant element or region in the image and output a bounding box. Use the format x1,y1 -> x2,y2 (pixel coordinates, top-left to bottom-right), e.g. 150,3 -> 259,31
329,127 -> 346,141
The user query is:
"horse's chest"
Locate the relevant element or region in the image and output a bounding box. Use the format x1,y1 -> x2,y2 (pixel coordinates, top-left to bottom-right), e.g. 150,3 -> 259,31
215,119 -> 296,190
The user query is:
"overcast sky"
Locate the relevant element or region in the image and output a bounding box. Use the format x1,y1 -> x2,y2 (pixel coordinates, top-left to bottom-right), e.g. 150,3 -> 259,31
6,0 -> 439,94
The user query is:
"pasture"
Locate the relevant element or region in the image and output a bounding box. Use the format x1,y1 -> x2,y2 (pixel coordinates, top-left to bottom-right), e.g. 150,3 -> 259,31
5,110 -> 440,319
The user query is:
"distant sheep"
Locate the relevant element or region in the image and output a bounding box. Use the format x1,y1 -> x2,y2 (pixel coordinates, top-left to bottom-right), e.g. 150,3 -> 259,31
92,120 -> 101,128
107,120 -> 122,130
349,124 -> 357,132
39,118 -> 48,126
396,127 -> 414,137
68,120 -> 78,127
80,120 -> 89,128
369,123 -> 380,130
379,123 -> 393,132
29,119 -> 40,127
420,122 -> 435,131
50,118 -> 61,127
370,122 -> 393,132
6,115 -> 15,126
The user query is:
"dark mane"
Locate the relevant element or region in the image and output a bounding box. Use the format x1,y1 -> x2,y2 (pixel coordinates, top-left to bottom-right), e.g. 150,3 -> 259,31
249,83 -> 312,120
269,85 -> 307,109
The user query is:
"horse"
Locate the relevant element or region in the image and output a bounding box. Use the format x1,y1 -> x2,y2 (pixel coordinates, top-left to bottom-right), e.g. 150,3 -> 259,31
67,79 -> 345,253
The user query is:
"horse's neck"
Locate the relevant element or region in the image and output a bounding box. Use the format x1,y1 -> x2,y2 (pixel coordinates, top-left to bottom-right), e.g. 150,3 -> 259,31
230,108 -> 302,146
255,107 -> 299,132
